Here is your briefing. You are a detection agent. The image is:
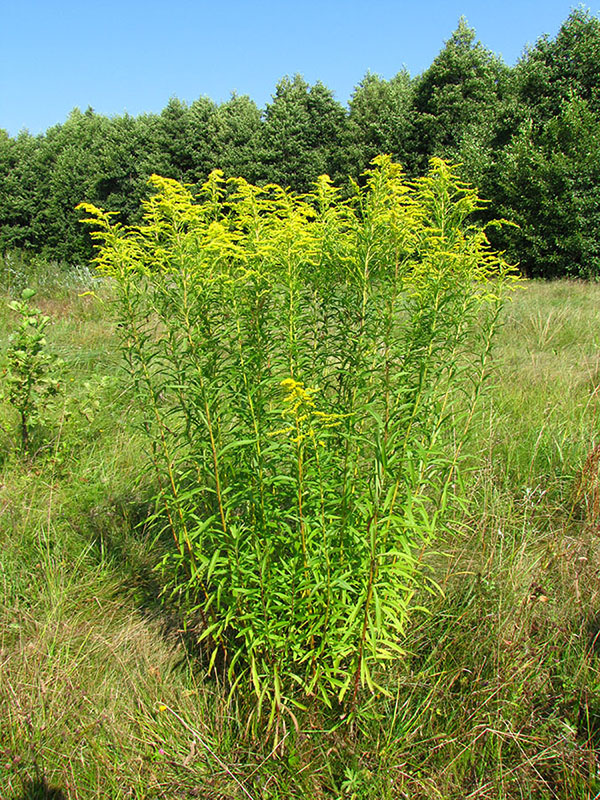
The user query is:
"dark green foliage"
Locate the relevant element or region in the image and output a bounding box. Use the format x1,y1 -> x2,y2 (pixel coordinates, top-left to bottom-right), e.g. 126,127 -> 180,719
514,8 -> 600,122
91,113 -> 165,225
488,9 -> 600,277
411,18 -> 509,177
154,96 -> 217,183
2,110 -> 172,264
259,74 -> 348,190
494,95 -> 600,278
0,131 -> 49,254
207,93 -> 262,182
43,109 -> 113,262
347,70 -> 416,175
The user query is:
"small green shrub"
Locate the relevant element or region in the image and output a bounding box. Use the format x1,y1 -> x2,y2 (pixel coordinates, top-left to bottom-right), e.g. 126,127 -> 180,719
3,288 -> 61,452
80,157 -> 516,728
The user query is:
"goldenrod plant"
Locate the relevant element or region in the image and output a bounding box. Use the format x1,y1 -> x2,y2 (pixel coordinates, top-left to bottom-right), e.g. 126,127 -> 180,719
79,156 -> 516,730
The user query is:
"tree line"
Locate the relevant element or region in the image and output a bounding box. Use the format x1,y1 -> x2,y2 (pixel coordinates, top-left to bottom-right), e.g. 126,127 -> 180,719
1,9 -> 599,279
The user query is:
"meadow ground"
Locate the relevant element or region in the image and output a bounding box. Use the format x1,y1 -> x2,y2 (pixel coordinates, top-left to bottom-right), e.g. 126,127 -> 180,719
1,270 -> 599,799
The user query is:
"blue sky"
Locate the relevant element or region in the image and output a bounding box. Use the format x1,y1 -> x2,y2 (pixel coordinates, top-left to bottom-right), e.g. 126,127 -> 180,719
1,0 -> 595,136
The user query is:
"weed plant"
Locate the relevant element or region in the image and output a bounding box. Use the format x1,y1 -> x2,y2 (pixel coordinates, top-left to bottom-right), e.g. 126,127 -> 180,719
3,288 -> 62,452
80,157 -> 515,727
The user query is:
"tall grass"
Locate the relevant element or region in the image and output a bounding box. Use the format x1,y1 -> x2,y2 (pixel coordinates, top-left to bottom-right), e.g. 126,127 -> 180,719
1,275 -> 599,797
79,157 -> 515,727
0,249 -> 100,298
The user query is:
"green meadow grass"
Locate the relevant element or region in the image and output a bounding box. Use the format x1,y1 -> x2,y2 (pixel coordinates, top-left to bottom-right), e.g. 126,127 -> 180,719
1,276 -> 599,799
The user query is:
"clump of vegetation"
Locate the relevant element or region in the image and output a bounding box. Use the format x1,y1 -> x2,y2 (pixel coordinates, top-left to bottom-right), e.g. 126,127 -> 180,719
3,287 -> 62,452
80,157 -> 515,728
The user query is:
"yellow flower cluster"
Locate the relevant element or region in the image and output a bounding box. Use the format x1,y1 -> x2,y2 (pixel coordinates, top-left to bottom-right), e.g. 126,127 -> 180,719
271,378 -> 345,444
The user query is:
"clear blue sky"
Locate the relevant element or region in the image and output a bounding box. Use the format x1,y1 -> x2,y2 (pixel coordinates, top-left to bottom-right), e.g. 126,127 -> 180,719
0,0 -> 595,136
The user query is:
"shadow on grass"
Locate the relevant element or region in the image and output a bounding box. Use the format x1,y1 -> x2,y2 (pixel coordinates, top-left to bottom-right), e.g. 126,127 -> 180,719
16,778 -> 66,800
82,489 -> 209,664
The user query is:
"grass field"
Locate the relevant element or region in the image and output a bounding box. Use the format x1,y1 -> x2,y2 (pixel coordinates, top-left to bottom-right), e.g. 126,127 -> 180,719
1,272 -> 599,799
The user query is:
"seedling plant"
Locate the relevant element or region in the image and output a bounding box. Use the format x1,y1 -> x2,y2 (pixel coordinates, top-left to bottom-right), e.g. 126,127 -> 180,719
4,288 -> 61,453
